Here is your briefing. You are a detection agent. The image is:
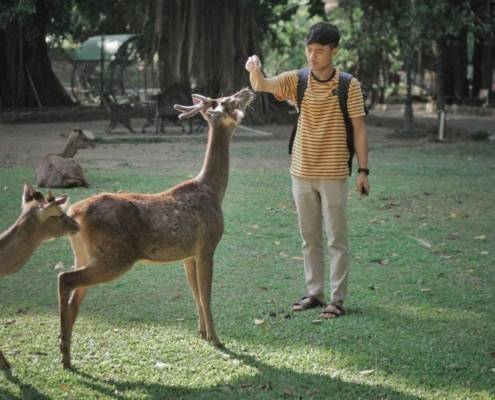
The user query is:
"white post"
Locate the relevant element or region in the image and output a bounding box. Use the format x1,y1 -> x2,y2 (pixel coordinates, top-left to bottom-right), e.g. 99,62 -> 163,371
437,110 -> 446,141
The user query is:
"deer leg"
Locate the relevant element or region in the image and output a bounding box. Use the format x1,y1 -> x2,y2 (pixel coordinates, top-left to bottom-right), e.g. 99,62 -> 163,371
195,254 -> 221,346
183,258 -> 206,339
58,262 -> 131,369
123,118 -> 136,134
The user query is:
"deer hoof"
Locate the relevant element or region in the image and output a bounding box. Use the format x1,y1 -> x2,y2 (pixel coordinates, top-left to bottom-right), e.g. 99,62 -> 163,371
206,336 -> 223,348
62,357 -> 72,370
0,353 -> 11,370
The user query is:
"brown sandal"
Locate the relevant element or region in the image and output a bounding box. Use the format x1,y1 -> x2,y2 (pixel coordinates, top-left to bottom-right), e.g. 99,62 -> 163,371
292,295 -> 326,312
319,303 -> 346,319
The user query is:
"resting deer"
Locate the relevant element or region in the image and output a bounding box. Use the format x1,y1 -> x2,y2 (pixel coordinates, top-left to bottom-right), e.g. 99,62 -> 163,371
35,128 -> 95,188
0,184 -> 79,369
58,88 -> 254,369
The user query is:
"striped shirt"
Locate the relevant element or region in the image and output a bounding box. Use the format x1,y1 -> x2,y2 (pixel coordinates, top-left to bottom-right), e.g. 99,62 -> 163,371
274,69 -> 365,179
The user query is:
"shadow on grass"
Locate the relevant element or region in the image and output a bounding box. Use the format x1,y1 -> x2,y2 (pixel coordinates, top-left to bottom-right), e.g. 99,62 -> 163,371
0,369 -> 52,400
66,347 -> 420,400
220,304 -> 494,397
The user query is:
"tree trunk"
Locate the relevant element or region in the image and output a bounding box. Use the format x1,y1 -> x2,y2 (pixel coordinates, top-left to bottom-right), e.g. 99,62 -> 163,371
404,59 -> 414,123
0,0 -> 74,108
156,0 -> 262,106
433,39 -> 446,111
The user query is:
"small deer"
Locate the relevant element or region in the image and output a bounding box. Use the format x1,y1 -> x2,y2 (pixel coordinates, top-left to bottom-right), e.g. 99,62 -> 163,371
35,128 -> 95,188
58,88 -> 254,369
0,184 -> 79,369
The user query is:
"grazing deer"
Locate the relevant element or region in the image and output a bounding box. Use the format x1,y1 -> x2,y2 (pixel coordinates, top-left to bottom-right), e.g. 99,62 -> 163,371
58,88 -> 254,369
0,184 -> 79,369
35,128 -> 95,188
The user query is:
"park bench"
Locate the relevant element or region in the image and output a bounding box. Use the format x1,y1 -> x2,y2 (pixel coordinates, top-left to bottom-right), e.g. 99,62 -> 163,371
100,92 -> 137,134
143,84 -> 198,134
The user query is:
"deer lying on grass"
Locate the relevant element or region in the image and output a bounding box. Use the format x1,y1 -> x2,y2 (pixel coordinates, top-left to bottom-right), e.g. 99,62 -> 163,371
35,128 -> 95,188
0,184 -> 79,369
58,88 -> 254,369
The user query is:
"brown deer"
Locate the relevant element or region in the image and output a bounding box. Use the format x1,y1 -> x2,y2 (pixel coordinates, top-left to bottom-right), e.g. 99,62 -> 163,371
58,88 -> 254,369
35,128 -> 95,188
0,184 -> 79,369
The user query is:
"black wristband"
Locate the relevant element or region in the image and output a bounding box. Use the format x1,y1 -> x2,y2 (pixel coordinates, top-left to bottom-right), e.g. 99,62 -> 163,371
357,168 -> 370,176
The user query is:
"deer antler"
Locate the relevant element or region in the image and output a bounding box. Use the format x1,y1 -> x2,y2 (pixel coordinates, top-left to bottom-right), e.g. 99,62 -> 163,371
174,95 -> 214,120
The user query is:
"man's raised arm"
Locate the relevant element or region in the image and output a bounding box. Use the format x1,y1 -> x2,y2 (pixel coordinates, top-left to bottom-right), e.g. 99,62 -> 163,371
245,55 -> 279,95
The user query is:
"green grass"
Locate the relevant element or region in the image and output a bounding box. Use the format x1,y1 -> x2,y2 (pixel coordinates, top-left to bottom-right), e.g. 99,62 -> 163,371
0,139 -> 494,399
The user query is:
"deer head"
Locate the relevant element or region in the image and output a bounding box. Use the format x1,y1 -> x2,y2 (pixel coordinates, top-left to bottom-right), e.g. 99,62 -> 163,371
174,88 -> 254,128
22,184 -> 80,239
67,128 -> 96,150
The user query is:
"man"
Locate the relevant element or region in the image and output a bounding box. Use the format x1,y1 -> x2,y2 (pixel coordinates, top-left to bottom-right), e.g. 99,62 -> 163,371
245,22 -> 369,319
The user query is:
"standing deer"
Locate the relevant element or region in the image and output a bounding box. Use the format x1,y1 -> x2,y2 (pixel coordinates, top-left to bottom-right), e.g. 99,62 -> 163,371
58,88 -> 254,369
0,184 -> 79,369
35,128 -> 95,188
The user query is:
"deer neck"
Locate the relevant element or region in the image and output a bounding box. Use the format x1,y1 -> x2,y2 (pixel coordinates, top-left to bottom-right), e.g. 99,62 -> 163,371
0,213 -> 42,277
197,123 -> 233,202
59,140 -> 78,158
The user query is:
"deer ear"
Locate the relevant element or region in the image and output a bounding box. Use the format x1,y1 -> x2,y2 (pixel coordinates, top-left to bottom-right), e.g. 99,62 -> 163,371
53,194 -> 69,211
22,183 -> 35,206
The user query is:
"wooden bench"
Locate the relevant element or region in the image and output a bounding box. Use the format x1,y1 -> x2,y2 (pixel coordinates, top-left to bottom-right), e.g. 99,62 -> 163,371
149,84 -> 202,135
100,93 -> 137,134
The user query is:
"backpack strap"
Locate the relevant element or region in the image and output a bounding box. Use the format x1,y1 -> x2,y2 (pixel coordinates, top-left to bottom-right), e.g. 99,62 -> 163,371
288,68 -> 309,154
338,71 -> 354,175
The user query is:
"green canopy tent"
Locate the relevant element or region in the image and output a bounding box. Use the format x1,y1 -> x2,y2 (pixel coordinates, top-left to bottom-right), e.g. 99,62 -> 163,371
71,34 -> 150,104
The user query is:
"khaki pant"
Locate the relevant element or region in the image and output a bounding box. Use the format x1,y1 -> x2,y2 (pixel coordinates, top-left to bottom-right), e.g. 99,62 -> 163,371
291,176 -> 350,303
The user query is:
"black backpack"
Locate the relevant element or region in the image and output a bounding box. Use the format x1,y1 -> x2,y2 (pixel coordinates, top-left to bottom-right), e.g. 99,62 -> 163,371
288,68 -> 367,175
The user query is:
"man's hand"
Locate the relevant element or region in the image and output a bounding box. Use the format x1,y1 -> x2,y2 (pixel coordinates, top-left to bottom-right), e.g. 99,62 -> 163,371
245,55 -> 262,72
357,173 -> 369,197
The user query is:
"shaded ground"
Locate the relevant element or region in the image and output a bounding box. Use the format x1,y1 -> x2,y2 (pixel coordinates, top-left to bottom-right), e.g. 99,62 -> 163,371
0,118 -> 454,168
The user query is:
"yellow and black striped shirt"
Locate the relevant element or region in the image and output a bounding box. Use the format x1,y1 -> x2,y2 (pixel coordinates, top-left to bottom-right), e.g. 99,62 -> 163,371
274,69 -> 365,179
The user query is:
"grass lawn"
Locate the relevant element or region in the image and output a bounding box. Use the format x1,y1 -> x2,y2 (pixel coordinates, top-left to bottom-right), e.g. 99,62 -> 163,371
0,135 -> 494,399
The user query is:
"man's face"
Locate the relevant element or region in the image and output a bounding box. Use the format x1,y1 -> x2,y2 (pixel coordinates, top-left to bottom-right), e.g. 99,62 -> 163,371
305,43 -> 338,72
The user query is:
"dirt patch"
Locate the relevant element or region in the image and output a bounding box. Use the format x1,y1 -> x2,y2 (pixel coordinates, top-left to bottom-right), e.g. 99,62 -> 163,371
0,118 -> 438,172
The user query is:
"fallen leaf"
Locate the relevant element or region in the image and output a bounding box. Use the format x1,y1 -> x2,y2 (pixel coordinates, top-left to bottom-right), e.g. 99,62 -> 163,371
251,224 -> 259,229
240,383 -> 252,388
254,319 -> 265,325
291,256 -> 303,261
171,293 -> 182,301
259,383 -> 272,390
450,212 -> 458,218
359,369 -> 375,375
175,318 -> 185,322
155,362 -> 169,369
379,259 -> 390,266
480,251 -> 489,256
440,254 -> 453,260
4,319 -> 16,326
311,319 -> 323,324
414,237 -> 432,248
113,328 -> 119,333
274,241 -> 280,245
259,286 -> 268,291
54,261 -> 65,270
475,235 -> 486,240
3,186 -> 8,191
420,288 -> 431,293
